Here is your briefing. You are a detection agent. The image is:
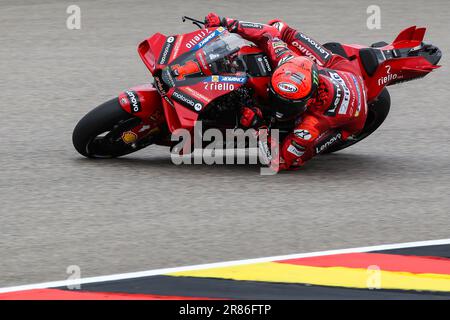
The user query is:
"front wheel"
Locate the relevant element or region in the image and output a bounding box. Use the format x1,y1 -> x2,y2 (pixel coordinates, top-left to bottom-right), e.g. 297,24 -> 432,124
322,88 -> 391,154
72,98 -> 146,158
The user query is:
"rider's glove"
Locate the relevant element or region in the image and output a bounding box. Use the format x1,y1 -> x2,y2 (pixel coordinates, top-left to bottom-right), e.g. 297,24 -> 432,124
204,12 -> 222,28
240,106 -> 263,128
205,13 -> 239,32
266,18 -> 288,35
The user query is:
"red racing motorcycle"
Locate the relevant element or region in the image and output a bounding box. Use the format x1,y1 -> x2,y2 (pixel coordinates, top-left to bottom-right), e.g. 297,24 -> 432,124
73,16 -> 441,159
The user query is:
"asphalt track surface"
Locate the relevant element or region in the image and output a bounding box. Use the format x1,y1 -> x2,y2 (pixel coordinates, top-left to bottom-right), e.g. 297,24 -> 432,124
0,0 -> 449,287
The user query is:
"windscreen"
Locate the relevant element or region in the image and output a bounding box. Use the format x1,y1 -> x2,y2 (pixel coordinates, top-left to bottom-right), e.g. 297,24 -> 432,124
202,32 -> 251,64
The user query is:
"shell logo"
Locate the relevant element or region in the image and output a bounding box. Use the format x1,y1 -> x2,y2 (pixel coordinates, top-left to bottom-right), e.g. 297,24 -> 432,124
121,131 -> 138,144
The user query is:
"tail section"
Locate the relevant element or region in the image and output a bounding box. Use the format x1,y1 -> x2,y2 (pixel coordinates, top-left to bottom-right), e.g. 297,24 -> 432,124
392,25 -> 425,47
361,26 -> 441,101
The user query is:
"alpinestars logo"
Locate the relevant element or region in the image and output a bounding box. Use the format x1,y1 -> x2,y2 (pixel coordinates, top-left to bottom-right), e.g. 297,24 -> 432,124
278,54 -> 294,66
294,129 -> 312,140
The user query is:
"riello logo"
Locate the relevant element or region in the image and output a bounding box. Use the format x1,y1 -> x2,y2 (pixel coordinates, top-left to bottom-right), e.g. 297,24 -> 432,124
185,29 -> 209,49
378,65 -> 398,86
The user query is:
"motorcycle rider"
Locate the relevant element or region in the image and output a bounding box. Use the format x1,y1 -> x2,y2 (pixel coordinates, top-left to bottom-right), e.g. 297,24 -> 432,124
204,13 -> 368,171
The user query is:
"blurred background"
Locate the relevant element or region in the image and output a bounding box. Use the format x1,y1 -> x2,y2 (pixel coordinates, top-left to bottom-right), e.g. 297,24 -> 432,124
0,0 -> 449,287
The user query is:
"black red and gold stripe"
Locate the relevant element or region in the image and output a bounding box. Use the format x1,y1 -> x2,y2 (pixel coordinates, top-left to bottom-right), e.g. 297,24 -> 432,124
1,244 -> 449,299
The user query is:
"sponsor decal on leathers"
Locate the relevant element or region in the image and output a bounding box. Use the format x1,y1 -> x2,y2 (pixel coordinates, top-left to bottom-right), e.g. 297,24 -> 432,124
351,74 -> 362,116
324,77 -> 342,116
239,22 -> 263,29
278,54 -> 294,66
294,129 -> 312,140
315,132 -> 342,154
272,40 -> 287,50
328,71 -> 351,115
293,32 -> 331,63
287,144 -> 304,157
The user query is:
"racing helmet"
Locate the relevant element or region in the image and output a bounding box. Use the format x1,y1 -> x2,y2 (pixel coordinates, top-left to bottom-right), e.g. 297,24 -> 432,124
268,56 -> 319,117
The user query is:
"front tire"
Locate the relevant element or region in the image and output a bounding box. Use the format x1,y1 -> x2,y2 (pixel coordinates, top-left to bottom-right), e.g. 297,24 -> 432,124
72,98 -> 144,158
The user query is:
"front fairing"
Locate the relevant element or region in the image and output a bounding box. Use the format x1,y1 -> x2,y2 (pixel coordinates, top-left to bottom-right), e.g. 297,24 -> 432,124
144,28 -> 257,130
140,27 -> 275,131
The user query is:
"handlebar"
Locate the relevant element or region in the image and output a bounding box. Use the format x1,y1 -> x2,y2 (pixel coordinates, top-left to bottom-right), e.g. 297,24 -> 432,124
182,16 -> 205,29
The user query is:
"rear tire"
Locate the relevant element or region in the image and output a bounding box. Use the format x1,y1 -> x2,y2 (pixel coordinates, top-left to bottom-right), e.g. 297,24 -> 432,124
322,88 -> 391,154
72,98 -> 144,158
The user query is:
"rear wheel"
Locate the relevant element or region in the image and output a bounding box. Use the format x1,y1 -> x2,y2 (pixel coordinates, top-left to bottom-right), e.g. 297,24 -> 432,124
322,88 -> 391,154
73,98 -> 146,158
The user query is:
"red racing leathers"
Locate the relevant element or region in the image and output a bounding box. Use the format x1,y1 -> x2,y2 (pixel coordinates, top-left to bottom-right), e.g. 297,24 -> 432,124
207,15 -> 368,169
